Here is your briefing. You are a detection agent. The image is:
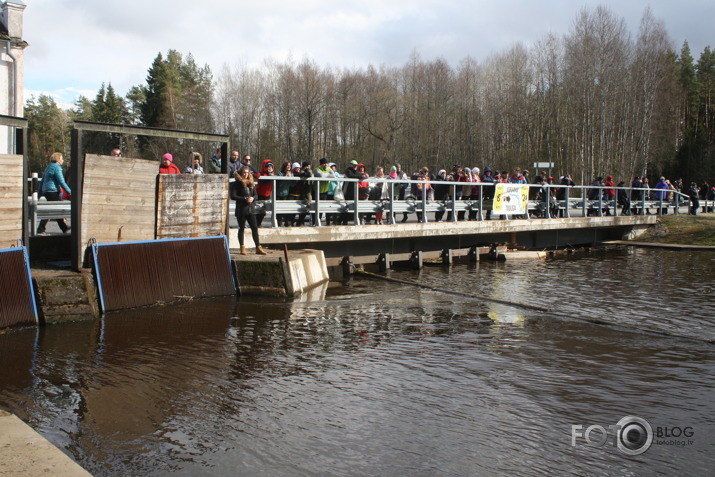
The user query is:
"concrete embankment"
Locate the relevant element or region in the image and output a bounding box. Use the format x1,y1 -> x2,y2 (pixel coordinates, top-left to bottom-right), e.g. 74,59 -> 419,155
29,248 -> 330,325
232,248 -> 329,296
0,410 -> 92,476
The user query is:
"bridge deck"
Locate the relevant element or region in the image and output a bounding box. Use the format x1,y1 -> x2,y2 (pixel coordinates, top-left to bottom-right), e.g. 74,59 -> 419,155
230,215 -> 657,257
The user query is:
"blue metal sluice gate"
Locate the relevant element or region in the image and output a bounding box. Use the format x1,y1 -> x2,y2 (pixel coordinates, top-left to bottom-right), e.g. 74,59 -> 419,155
92,236 -> 236,312
0,247 -> 39,327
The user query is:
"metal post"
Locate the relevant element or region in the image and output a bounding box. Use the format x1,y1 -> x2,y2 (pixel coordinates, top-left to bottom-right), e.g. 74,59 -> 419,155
387,181 -> 395,224
478,184 -> 484,221
70,129 -> 83,271
421,181 -> 427,223
314,179 -> 321,227
451,182 -> 457,222
674,193 -> 680,215
614,187 -> 619,217
220,143 -> 228,175
270,177 -> 278,228
564,186 -> 571,218
353,182 -> 359,225
582,189 -> 587,217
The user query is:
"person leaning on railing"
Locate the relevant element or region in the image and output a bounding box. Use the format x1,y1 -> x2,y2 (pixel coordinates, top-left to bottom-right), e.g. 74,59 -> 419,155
468,168 -> 482,221
289,161 -> 313,226
617,181 -> 631,215
275,161 -> 293,227
480,167 -> 497,219
654,177 -> 670,215
255,159 -> 275,227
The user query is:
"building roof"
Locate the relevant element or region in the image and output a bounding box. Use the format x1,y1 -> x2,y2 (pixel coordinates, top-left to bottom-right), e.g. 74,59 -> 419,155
0,19 -> 27,46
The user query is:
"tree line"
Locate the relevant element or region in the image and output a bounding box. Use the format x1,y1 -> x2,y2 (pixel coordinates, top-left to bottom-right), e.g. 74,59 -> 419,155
25,5 -> 714,185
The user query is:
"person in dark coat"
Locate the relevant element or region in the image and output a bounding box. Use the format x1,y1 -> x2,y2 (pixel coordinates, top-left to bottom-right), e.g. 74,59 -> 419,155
688,181 -> 700,215
230,166 -> 267,255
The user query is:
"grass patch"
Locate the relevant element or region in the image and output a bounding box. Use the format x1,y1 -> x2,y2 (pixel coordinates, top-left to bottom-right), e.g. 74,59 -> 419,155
641,214 -> 715,246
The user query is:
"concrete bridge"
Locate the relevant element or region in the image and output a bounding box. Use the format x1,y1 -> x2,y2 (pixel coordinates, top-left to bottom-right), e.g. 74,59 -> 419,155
236,214 -> 657,261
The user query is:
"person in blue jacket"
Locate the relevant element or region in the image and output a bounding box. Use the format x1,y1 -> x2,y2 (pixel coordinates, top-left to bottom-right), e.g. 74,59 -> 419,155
37,152 -> 71,234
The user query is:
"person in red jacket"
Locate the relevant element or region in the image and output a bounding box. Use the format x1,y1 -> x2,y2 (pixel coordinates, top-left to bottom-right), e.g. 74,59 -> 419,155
159,153 -> 181,174
603,175 -> 616,215
255,159 -> 275,226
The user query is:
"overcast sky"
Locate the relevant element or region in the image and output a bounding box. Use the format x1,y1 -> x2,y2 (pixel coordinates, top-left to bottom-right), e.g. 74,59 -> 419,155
22,0 -> 714,109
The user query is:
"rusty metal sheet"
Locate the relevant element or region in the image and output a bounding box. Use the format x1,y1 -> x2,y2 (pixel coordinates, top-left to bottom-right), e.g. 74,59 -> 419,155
0,247 -> 38,328
92,236 -> 236,312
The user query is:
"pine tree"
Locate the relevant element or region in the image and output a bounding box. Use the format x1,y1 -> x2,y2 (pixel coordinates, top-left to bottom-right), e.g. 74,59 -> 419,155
135,50 -> 214,159
675,43 -> 715,182
69,82 -> 129,154
25,94 -> 71,173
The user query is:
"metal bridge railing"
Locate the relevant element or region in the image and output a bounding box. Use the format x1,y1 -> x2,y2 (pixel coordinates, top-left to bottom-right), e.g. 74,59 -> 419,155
27,176 -> 701,234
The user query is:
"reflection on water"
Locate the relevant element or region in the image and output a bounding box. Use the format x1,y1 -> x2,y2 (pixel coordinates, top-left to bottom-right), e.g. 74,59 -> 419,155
0,248 -> 713,476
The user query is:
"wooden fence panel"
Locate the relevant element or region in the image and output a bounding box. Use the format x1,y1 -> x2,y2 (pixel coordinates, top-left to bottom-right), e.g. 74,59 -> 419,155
80,154 -> 157,254
156,174 -> 228,239
0,155 -> 24,249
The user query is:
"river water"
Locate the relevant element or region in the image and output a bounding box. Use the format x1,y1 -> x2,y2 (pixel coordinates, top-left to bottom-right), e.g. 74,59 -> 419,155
0,247 -> 713,476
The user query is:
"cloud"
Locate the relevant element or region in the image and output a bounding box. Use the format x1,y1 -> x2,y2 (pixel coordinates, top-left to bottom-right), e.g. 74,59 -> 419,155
20,0 -> 715,109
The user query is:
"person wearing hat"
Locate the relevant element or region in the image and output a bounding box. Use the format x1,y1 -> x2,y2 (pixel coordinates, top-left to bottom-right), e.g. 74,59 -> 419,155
468,167 -> 482,220
315,158 -> 332,201
255,159 -> 275,226
393,163 -> 411,222
480,166 -> 496,219
654,176 -> 670,215
288,161 -> 313,226
274,162 -> 294,226
159,153 -> 181,174
328,162 -> 342,199
433,168 -> 451,222
343,160 -> 361,202
183,152 -> 204,174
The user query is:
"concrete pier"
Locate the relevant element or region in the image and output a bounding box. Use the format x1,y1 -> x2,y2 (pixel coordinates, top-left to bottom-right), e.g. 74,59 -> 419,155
232,248 -> 329,296
0,410 -> 92,476
32,267 -> 99,324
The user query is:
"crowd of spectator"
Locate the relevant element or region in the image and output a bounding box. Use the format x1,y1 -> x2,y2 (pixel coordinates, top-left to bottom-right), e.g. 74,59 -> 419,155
154,150 -> 715,226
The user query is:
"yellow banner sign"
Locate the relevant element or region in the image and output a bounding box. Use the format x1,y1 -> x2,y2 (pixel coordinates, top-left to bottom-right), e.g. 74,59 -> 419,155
493,184 -> 528,215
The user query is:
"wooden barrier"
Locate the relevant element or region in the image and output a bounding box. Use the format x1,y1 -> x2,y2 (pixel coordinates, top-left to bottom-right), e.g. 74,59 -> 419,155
0,154 -> 24,249
156,174 -> 228,239
80,154 -> 156,264
79,154 -> 229,266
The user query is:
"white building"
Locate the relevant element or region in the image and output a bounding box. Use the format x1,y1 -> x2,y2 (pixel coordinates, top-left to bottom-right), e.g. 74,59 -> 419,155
0,0 -> 26,153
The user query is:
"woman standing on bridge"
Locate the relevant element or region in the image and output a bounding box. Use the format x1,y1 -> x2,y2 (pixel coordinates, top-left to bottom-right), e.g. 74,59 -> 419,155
230,166 -> 267,255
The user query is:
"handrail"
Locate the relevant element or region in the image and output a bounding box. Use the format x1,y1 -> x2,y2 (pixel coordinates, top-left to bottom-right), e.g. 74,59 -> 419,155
27,176 -> 702,234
